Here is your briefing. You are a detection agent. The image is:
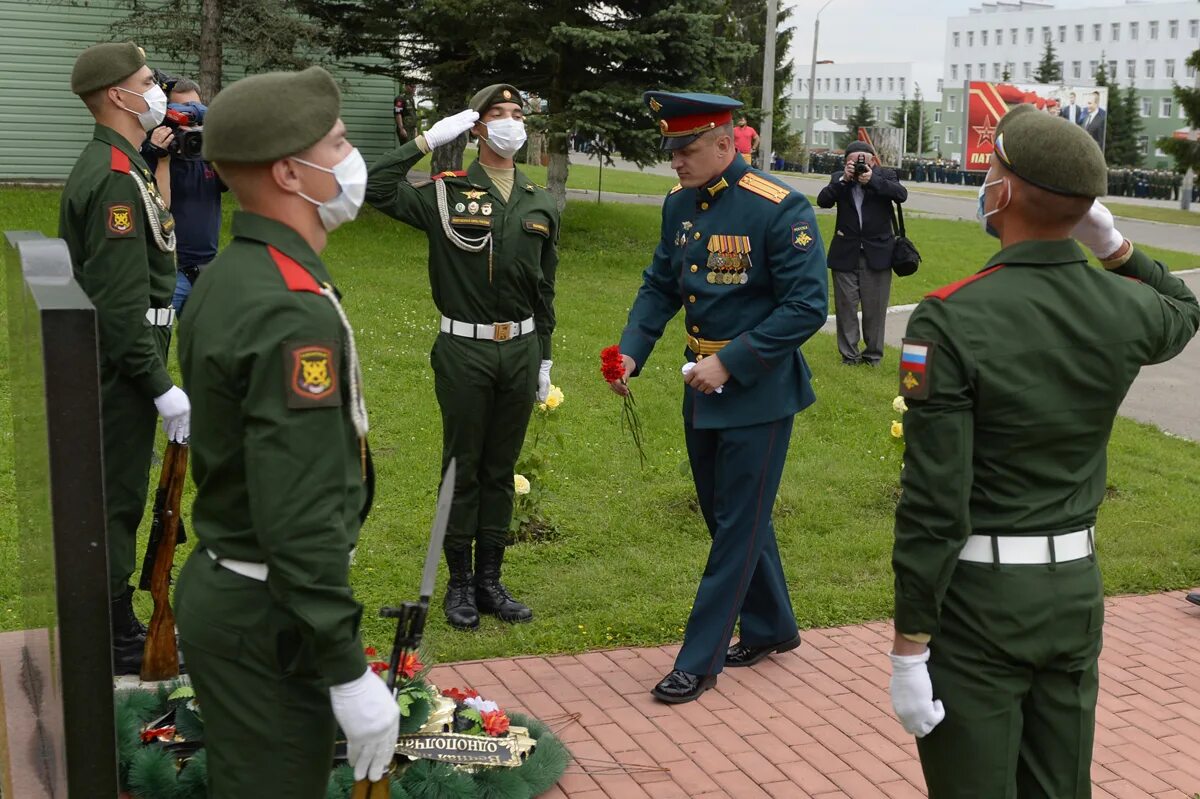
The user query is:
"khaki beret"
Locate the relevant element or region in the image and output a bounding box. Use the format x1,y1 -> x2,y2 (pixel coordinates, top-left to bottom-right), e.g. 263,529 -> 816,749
71,42 -> 145,96
469,84 -> 524,114
203,67 -> 341,164
993,103 -> 1107,198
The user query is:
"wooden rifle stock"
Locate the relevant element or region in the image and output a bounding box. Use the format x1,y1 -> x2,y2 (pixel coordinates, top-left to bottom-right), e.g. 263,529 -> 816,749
139,442 -> 188,682
349,777 -> 391,799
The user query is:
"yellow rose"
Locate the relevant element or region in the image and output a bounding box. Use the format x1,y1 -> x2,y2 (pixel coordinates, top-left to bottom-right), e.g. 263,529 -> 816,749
890,420 -> 904,439
892,396 -> 907,413
513,474 -> 531,495
545,384 -> 564,409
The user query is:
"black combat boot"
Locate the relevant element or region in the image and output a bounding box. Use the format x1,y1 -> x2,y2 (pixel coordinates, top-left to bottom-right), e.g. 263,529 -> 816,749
111,585 -> 145,676
474,545 -> 532,624
443,546 -> 480,630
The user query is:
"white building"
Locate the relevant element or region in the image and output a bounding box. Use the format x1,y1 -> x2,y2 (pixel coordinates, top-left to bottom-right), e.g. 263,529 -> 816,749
940,0 -> 1199,165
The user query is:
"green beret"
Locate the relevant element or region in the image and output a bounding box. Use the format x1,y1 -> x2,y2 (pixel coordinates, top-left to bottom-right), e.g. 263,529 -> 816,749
71,42 -> 145,96
992,103 -> 1107,198
468,84 -> 524,114
203,67 -> 341,163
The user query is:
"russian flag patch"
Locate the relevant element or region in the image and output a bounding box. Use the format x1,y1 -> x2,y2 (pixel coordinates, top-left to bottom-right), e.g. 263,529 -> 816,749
898,339 -> 935,400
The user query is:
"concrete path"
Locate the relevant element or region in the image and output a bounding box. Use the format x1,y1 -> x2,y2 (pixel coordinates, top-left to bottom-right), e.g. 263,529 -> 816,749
426,591 -> 1200,798
821,270 -> 1200,441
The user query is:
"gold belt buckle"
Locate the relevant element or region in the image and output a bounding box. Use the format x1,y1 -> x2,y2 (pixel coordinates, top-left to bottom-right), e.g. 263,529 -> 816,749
494,322 -> 512,342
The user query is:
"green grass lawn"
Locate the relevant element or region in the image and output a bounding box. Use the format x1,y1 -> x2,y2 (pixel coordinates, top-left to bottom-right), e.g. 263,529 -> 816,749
1105,201 -> 1200,228
1,187 -> 1198,666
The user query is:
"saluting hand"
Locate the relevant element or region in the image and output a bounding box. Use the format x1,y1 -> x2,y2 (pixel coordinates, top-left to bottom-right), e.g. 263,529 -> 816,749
423,109 -> 480,150
607,355 -> 637,397
684,356 -> 730,395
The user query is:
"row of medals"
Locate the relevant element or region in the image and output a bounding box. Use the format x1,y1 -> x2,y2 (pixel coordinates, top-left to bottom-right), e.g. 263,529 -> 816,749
455,200 -> 493,216
706,252 -> 750,284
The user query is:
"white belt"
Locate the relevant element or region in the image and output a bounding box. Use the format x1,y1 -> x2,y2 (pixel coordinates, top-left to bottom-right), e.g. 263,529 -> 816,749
439,315 -> 534,342
959,527 -> 1094,565
146,307 -> 176,326
206,548 -> 268,581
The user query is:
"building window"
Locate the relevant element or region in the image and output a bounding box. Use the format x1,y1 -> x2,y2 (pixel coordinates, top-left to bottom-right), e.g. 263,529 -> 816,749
934,109 -> 942,123
1092,23 -> 1101,41
856,78 -> 861,91
899,78 -> 906,93
1130,21 -> 1138,40
1136,135 -> 1148,156
968,31 -> 974,47
949,95 -> 959,113
1042,26 -> 1050,43
1161,97 -> 1173,118
815,105 -> 822,119
889,77 -> 895,92
1145,60 -> 1155,79
1111,22 -> 1120,41
1127,59 -> 1136,80
1149,20 -> 1158,39
1057,25 -> 1066,43
1191,20 -> 1199,39
951,65 -> 959,80
1139,97 -> 1151,117
965,64 -> 972,80
933,136 -> 941,151
937,78 -> 944,93
875,105 -> 882,120
877,78 -> 883,91
1166,59 -> 1175,79
1023,62 -> 1032,79
1108,60 -> 1117,79
1010,28 -> 1018,45
946,126 -> 955,144
836,78 -> 841,92
1168,19 -> 1178,39
1071,61 -> 1081,79
953,31 -> 960,47
982,30 -> 988,46
993,63 -> 1001,79
1026,27 -> 1033,44
1089,60 -> 1099,78
1074,24 -> 1083,42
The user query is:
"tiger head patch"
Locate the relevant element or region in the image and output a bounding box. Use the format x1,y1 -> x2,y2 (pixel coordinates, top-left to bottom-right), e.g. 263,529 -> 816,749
106,203 -> 136,238
285,341 -> 342,408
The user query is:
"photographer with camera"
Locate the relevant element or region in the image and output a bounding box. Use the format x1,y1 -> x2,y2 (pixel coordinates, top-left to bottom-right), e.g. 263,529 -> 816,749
817,140 -> 908,366
141,75 -> 225,316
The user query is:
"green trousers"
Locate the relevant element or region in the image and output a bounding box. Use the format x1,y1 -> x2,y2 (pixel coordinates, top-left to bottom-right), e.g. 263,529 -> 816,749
101,328 -> 170,596
431,332 -> 538,550
175,551 -> 336,798
917,556 -> 1104,799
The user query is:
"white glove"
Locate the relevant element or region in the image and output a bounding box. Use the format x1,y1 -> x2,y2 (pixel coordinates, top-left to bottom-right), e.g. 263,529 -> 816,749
423,109 -> 480,150
889,649 -> 945,738
153,385 -> 191,443
330,668 -> 400,781
1071,200 -> 1125,260
681,361 -> 723,394
537,359 -> 552,403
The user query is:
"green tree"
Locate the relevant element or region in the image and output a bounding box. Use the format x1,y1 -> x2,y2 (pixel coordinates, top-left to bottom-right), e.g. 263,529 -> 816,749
1000,63 -> 1012,82
301,0 -> 749,209
1158,48 -> 1200,174
1034,39 -> 1061,84
889,91 -> 930,155
838,95 -> 875,149
1094,58 -> 1138,167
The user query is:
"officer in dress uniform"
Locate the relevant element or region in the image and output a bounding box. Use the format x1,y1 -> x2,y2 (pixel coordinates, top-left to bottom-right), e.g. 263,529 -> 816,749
366,85 -> 558,631
60,42 -> 190,675
175,67 -> 399,796
608,92 -> 828,704
888,104 -> 1199,798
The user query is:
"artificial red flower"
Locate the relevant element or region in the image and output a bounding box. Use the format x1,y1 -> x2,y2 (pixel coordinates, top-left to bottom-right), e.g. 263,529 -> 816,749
140,725 -> 176,743
398,652 -> 423,680
600,345 -> 625,382
600,345 -> 647,467
368,660 -> 389,676
481,709 -> 510,737
441,686 -> 480,702
364,646 -> 378,657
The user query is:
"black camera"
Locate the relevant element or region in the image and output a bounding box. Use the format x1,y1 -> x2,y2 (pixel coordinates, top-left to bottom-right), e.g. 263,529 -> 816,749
162,107 -> 203,157
853,154 -> 869,176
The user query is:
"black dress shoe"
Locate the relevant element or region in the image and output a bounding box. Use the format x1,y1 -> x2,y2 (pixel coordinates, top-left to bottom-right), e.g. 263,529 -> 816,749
651,669 -> 717,704
1187,592 -> 1200,607
725,634 -> 802,668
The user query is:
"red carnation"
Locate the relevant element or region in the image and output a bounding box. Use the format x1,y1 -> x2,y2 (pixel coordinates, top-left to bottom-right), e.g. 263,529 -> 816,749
369,660 -> 389,676
398,652 -> 423,680
140,725 -> 176,743
481,709 -> 510,737
364,646 -> 378,657
441,686 -> 480,702
599,344 -> 647,467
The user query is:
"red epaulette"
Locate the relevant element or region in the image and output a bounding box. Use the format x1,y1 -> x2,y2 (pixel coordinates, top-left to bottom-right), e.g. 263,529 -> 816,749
926,264 -> 1006,301
110,146 -> 131,174
268,245 -> 322,294
431,170 -> 468,181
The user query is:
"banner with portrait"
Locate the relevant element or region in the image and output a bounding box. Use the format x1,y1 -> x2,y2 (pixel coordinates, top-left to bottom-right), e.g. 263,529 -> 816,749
963,81 -> 1109,171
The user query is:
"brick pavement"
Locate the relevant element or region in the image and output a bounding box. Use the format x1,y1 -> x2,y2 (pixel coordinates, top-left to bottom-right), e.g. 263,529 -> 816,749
427,591 -> 1200,799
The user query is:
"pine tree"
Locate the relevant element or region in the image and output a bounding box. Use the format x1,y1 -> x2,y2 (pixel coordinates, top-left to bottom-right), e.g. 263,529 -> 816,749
1120,84 -> 1146,167
1034,39 -> 1061,84
1000,63 -> 1012,82
1095,59 -> 1141,168
888,95 -> 928,155
1158,48 -> 1200,174
838,95 -> 875,149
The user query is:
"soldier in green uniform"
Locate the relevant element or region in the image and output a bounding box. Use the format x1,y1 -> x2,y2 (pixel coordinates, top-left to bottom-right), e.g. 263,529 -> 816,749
366,84 -> 557,630
175,67 -> 398,795
60,42 -> 190,674
608,92 -> 828,704
888,104 -> 1199,798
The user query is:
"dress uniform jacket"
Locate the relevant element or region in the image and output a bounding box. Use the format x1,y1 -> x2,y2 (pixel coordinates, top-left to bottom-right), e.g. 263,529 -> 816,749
58,122 -> 177,595
815,167 -> 907,273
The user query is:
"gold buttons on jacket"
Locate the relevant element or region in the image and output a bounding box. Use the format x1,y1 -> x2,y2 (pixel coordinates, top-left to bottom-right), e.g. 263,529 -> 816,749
688,294 -> 697,303
693,231 -> 701,240
701,202 -> 709,210
690,264 -> 698,272
691,325 -> 700,333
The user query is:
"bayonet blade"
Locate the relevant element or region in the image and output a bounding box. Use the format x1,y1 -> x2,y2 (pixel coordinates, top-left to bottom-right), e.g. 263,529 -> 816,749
419,459 -> 455,602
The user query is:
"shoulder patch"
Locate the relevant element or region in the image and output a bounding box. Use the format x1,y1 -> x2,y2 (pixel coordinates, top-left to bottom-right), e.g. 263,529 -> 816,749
268,245 -> 322,294
926,264 -> 1005,301
669,184 -> 683,195
284,340 -> 342,408
791,220 -> 814,251
898,339 -> 936,400
105,203 -> 137,238
737,173 -> 791,204
431,170 -> 468,181
110,146 -> 131,174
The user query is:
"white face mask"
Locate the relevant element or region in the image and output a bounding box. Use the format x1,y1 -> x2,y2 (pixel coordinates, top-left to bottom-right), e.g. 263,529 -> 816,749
483,118 -> 527,160
976,175 -> 1009,238
116,84 -> 167,132
292,148 -> 368,232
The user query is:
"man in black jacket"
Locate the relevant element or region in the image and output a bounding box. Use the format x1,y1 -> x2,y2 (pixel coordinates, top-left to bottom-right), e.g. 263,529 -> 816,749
817,141 -> 908,366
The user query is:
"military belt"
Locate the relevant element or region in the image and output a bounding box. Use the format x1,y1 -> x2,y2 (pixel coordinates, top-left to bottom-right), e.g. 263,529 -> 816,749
440,315 -> 535,343
205,548 -> 268,581
686,334 -> 731,358
145,307 -> 176,327
958,527 -> 1094,565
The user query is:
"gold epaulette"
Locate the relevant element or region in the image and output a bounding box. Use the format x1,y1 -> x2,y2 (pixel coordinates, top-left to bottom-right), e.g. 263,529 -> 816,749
737,173 -> 790,204
669,184 -> 683,195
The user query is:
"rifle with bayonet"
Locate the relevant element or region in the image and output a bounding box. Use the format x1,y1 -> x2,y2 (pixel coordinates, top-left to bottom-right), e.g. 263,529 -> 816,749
350,458 -> 456,799
138,441 -> 189,682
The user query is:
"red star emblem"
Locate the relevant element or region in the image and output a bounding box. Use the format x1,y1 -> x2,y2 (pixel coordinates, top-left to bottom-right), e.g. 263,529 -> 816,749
973,115 -> 997,147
